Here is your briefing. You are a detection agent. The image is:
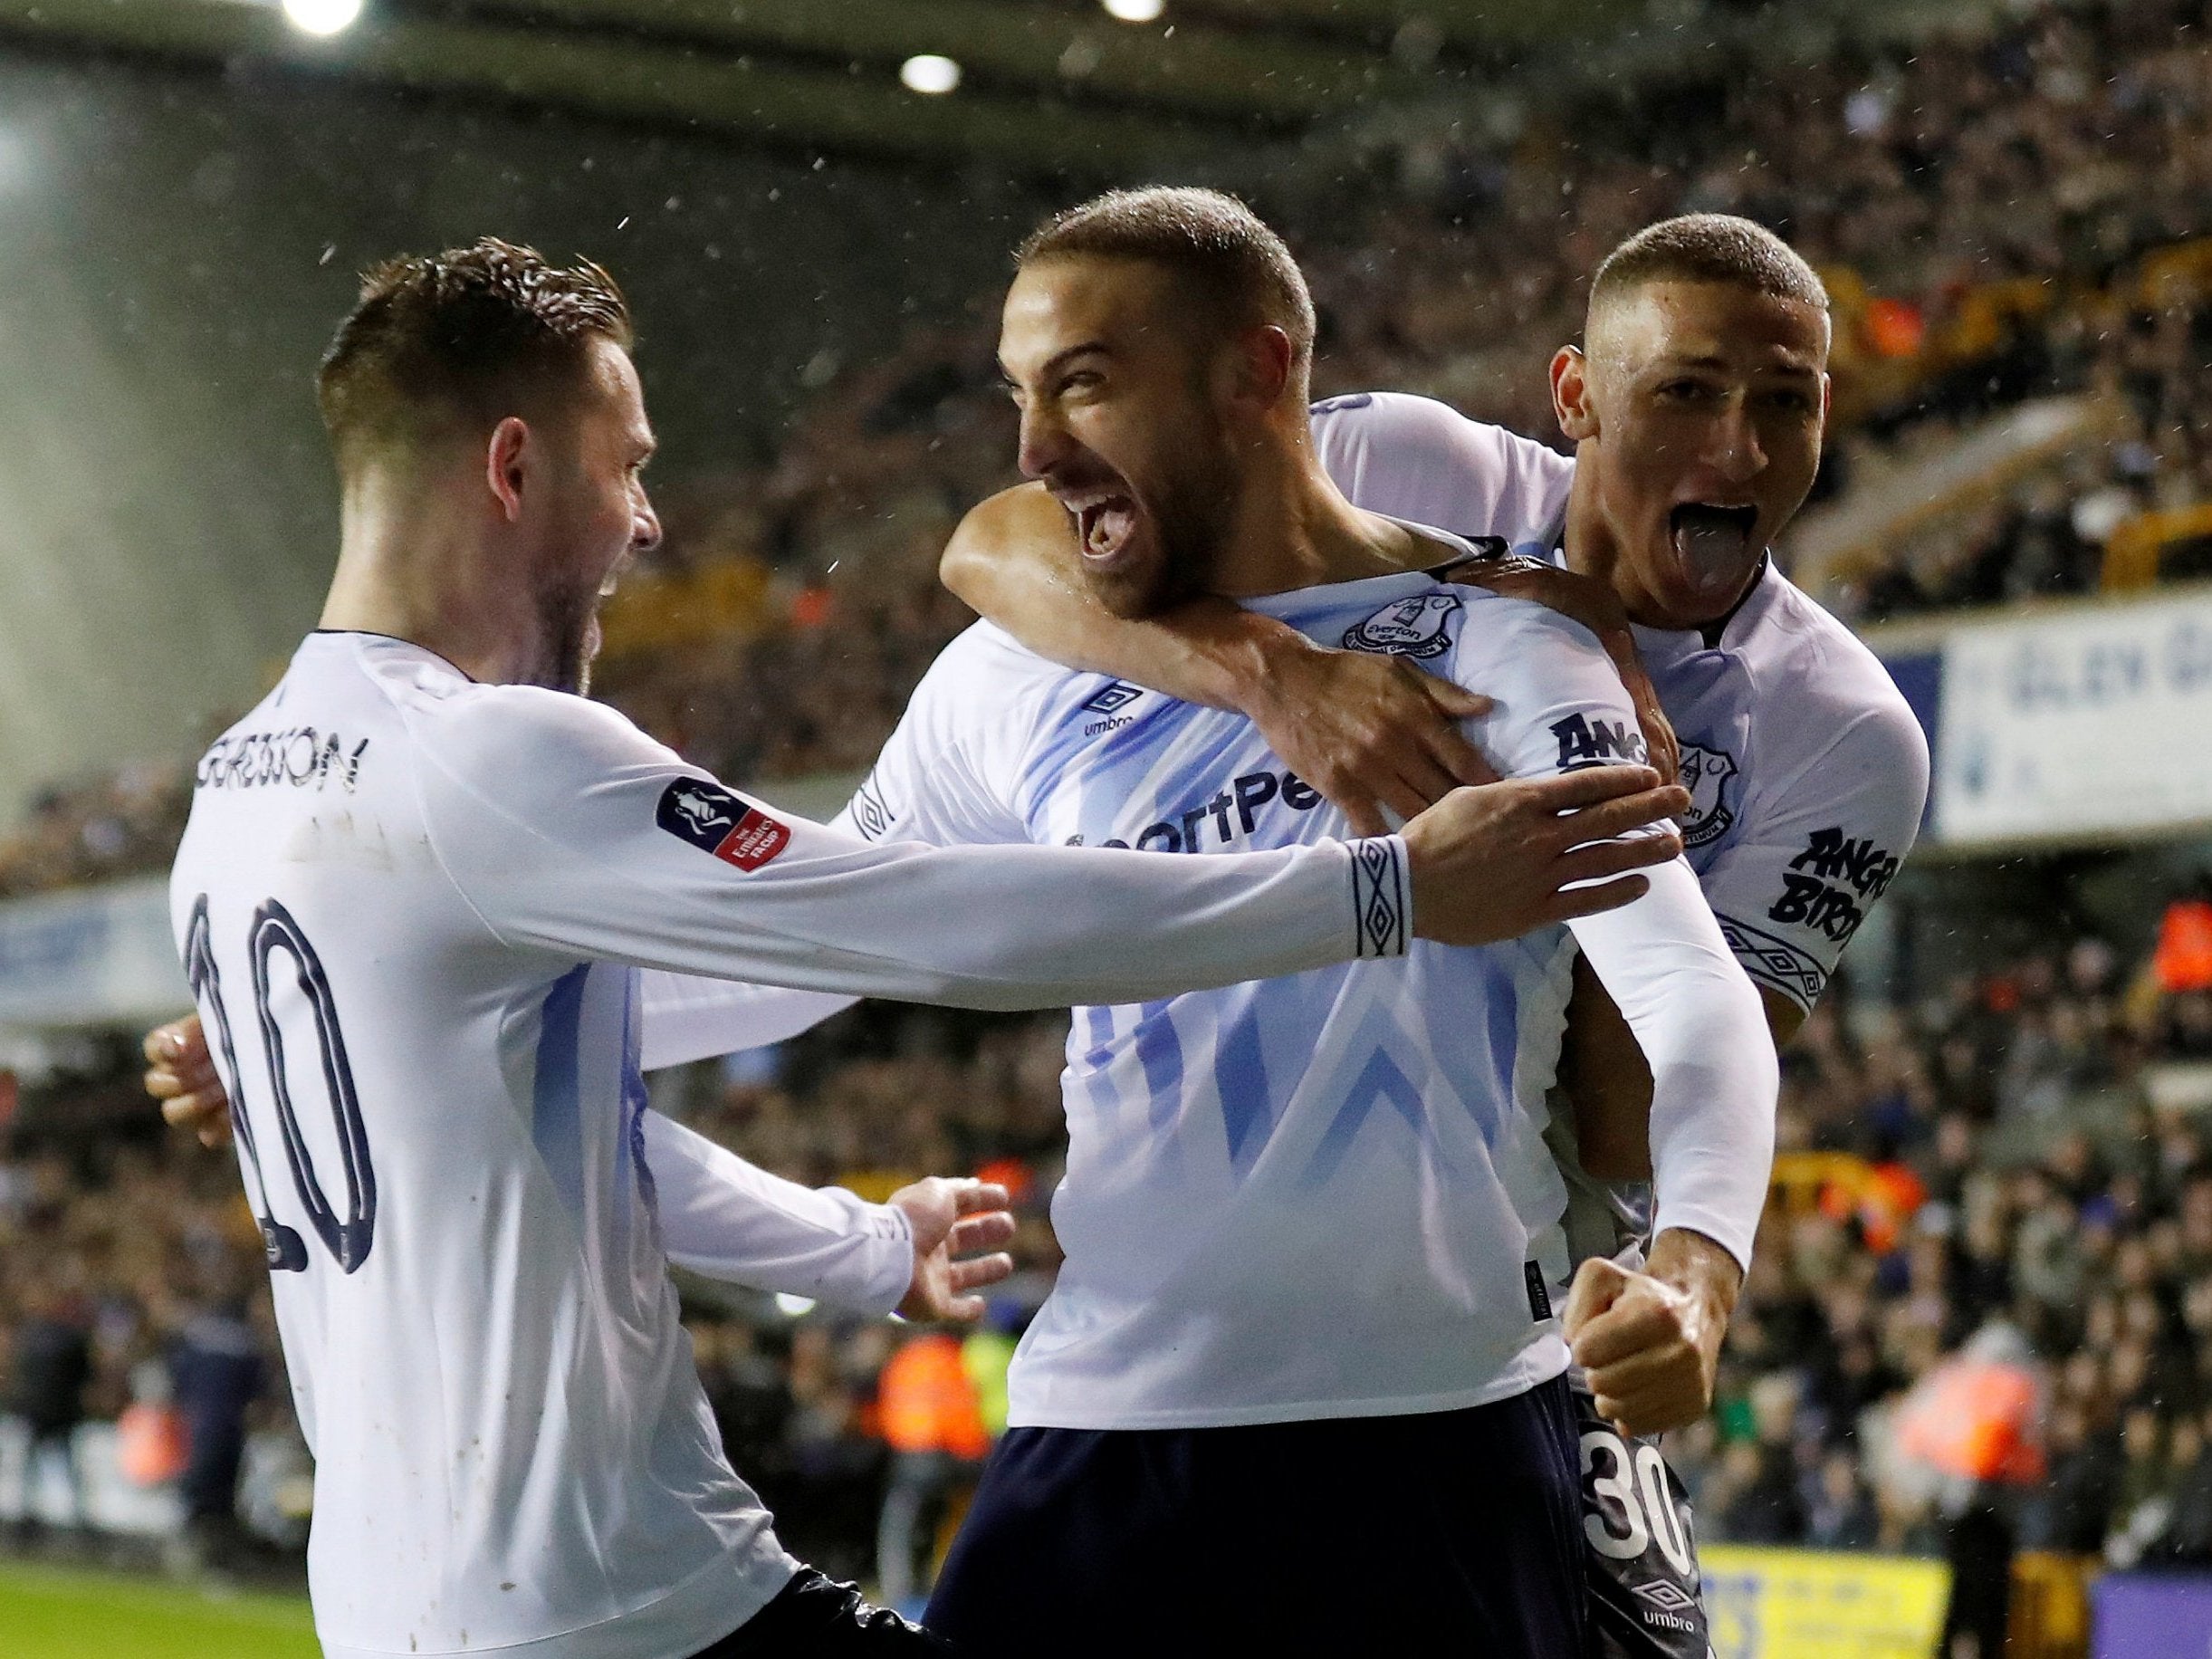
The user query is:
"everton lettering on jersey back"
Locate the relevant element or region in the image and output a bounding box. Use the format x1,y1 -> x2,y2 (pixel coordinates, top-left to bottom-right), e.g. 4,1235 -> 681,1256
168,631 -> 1413,1659
828,568 -> 1771,1433
1312,390 -> 1931,1016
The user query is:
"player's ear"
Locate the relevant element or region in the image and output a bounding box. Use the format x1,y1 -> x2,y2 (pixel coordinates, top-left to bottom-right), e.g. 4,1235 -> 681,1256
486,417 -> 530,523
1238,325 -> 1296,409
1553,346 -> 1598,444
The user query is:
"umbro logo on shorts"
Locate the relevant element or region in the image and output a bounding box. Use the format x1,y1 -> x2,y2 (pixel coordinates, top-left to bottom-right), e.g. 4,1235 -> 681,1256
656,778 -> 791,871
1633,1580 -> 1696,1613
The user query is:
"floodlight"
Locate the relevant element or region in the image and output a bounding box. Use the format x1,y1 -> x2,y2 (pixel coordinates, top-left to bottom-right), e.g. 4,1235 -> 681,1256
900,54 -> 962,95
282,0 -> 364,36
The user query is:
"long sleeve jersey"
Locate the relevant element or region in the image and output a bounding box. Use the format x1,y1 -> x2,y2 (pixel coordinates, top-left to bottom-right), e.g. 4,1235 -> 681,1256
168,630 -> 1412,1659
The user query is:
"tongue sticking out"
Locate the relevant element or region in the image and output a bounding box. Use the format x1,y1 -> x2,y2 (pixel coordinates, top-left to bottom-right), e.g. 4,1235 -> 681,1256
1670,504 -> 1760,599
1079,499 -> 1138,561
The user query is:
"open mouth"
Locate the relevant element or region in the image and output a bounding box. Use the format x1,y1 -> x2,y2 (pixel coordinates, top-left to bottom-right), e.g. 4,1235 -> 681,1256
1668,503 -> 1760,593
1065,493 -> 1139,562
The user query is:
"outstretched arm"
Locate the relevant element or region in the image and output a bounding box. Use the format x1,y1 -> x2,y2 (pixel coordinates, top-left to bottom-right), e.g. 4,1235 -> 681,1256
425,687 -> 1407,1006
144,1020 -> 1015,1323
648,1115 -> 1015,1321
942,484 -> 1496,834
637,972 -> 856,1072
421,688 -> 1690,1007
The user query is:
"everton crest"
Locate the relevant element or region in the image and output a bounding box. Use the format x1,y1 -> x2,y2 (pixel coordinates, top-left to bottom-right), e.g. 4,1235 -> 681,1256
1677,743 -> 1740,849
1343,592 -> 1460,660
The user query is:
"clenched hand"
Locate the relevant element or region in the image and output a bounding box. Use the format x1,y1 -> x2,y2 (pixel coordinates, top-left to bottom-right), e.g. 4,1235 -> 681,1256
1566,1229 -> 1742,1439
145,1014 -> 228,1147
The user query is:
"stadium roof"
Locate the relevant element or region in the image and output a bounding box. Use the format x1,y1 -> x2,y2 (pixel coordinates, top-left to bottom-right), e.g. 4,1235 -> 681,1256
0,0 -> 1959,179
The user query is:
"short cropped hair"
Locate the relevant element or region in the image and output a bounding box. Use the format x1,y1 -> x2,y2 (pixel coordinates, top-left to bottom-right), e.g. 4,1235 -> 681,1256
1016,187 -> 1317,372
1589,214 -> 1829,319
317,237 -> 633,472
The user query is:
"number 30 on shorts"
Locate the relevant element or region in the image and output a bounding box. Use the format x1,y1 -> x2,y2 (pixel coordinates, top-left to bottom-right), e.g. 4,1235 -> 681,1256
1580,1429 -> 1696,1577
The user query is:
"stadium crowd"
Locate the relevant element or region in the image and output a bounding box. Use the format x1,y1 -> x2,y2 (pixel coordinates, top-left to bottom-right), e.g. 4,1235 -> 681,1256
1677,909 -> 2212,1568
0,764 -> 189,902
594,0 -> 2212,785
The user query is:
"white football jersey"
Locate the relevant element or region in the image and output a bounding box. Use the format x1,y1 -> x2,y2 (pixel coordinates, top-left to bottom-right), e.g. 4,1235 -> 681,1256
808,573 -> 1770,1430
168,631 -> 1412,1659
1314,392 -> 1930,1265
1312,392 -> 1931,1017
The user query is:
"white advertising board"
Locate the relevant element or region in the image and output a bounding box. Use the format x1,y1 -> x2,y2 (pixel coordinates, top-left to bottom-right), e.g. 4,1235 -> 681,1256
0,874 -> 185,1029
1934,589 -> 2212,846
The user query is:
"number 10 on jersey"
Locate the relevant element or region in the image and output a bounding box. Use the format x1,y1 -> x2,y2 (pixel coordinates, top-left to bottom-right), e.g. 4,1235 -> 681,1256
183,895 -> 378,1273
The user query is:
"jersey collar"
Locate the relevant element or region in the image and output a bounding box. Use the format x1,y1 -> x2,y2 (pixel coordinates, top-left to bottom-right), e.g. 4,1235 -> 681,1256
307,628 -> 479,683
1631,555 -> 1777,658
1237,523 -> 1479,620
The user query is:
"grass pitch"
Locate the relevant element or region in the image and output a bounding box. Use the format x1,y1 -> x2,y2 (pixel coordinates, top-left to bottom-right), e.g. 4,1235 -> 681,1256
0,1558 -> 318,1658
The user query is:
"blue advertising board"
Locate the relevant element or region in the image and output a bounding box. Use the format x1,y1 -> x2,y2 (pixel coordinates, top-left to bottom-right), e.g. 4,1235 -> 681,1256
2092,1572 -> 2212,1658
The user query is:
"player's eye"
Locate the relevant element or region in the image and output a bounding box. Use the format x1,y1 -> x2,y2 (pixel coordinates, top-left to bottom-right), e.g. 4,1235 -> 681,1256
1657,379 -> 1714,403
1765,388 -> 1815,414
1058,370 -> 1104,396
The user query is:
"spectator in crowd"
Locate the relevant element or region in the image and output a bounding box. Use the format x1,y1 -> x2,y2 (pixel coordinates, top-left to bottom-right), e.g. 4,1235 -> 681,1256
873,1328 -> 991,1611
5,1284 -> 92,1530
1805,1447 -> 1883,1551
168,1280 -> 265,1567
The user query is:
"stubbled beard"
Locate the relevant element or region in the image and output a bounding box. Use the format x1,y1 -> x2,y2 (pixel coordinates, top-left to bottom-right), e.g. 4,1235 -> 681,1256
1091,444 -> 1237,619
534,580 -> 598,695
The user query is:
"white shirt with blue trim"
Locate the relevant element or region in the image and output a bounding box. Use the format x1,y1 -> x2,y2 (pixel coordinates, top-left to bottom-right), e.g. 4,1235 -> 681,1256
1314,391 -> 1930,1267
648,572 -> 1775,1430
1312,391 -> 1932,1018
168,630 -> 1412,1659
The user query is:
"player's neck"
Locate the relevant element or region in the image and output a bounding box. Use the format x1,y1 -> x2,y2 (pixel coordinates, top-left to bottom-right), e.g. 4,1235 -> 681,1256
1559,467 -> 1632,605
319,476 -> 555,686
1206,445 -> 1417,599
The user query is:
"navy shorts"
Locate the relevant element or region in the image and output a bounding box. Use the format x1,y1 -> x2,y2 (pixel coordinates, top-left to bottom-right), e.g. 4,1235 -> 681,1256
924,1375 -> 1586,1657
1570,1376 -> 1709,1659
